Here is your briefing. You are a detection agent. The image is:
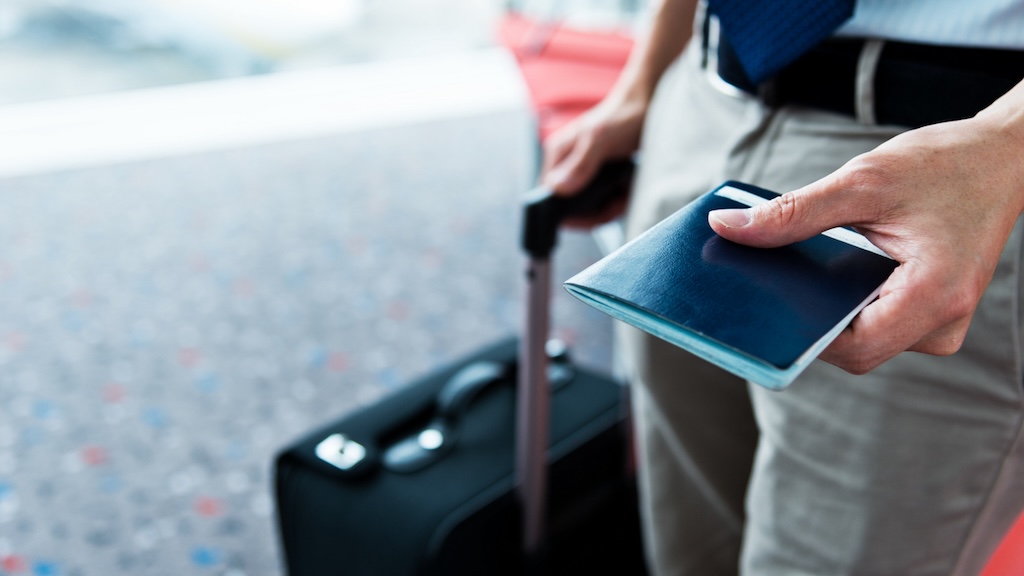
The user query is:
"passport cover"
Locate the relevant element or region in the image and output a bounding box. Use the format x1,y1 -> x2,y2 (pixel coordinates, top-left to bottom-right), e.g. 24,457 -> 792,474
564,181 -> 899,390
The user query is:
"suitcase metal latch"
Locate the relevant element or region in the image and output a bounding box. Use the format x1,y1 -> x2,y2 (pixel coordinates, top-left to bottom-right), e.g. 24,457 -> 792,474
315,433 -> 368,471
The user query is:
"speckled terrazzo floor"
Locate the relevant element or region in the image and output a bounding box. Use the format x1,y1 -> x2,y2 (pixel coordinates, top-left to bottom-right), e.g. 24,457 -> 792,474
0,111 -> 616,576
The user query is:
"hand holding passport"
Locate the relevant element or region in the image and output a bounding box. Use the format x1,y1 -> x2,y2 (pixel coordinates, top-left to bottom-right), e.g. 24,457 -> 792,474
564,182 -> 898,390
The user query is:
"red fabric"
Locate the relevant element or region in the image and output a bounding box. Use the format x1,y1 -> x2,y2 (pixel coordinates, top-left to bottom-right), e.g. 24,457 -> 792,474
497,13 -> 634,141
982,510 -> 1024,576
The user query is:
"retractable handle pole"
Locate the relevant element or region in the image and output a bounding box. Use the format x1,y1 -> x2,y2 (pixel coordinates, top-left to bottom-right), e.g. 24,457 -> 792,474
516,159 -> 634,566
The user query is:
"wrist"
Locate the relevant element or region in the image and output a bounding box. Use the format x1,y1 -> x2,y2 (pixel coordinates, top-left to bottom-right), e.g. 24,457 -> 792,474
600,64 -> 657,117
972,82 -> 1024,216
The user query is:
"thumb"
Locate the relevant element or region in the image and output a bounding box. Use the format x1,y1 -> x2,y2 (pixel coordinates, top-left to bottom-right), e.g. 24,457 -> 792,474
707,181 -> 859,248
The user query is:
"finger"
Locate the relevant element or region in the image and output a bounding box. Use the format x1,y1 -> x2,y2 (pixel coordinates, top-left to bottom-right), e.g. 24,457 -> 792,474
707,175 -> 883,248
540,124 -> 578,179
819,267 -> 968,373
820,288 -> 923,374
905,315 -> 972,356
547,136 -> 603,196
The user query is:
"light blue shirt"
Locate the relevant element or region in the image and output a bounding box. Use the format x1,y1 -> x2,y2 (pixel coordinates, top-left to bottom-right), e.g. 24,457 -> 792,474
837,0 -> 1024,48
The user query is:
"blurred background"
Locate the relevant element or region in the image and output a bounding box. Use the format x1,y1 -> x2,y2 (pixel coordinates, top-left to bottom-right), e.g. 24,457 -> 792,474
0,1 -> 642,575
0,0 -> 640,104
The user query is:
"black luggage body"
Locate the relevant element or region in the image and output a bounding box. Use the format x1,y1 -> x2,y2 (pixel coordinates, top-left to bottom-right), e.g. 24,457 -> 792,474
275,339 -> 643,575
274,161 -> 643,575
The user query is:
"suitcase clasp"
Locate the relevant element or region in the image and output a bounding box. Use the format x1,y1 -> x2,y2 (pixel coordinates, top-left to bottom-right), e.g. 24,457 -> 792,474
315,433 -> 368,471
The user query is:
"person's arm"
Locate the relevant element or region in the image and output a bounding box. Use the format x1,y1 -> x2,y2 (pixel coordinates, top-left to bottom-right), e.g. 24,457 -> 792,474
708,78 -> 1024,374
541,0 -> 699,199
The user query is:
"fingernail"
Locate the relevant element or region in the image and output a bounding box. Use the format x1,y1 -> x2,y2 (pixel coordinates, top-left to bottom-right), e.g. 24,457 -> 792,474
709,208 -> 751,229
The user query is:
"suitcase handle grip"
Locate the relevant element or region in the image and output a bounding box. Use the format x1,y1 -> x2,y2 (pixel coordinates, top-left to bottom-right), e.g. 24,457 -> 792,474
521,159 -> 635,258
436,361 -> 509,422
381,343 -> 576,474
382,361 -> 509,473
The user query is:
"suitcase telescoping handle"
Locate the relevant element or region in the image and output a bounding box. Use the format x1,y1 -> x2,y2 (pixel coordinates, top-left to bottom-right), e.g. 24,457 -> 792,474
521,159 -> 636,259
517,159 -> 634,565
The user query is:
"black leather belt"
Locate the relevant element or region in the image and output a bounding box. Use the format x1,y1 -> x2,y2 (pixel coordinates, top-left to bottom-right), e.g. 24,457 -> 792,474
715,33 -> 1024,128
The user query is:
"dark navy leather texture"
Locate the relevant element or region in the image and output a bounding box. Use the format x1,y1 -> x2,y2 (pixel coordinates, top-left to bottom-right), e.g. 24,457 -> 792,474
566,182 -> 898,371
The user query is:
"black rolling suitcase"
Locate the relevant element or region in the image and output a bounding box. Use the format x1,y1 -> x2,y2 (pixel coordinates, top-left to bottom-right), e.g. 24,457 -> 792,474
274,162 -> 645,575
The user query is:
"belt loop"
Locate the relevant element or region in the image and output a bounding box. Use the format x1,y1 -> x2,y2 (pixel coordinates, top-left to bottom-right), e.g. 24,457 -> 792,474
855,39 -> 886,125
698,0 -> 710,69
704,14 -> 751,99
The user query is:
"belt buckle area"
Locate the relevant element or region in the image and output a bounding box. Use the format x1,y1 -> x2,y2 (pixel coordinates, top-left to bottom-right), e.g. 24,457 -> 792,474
704,15 -> 757,100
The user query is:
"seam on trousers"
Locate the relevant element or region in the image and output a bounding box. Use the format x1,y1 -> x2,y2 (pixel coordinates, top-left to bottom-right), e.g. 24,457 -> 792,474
677,531 -> 742,576
1018,219 -> 1024,396
724,105 -> 787,187
638,380 -> 745,534
949,221 -> 1024,576
950,412 -> 1024,575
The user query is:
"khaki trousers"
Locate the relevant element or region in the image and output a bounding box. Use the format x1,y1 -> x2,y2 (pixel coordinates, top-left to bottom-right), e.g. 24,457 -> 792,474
621,41 -> 1024,576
